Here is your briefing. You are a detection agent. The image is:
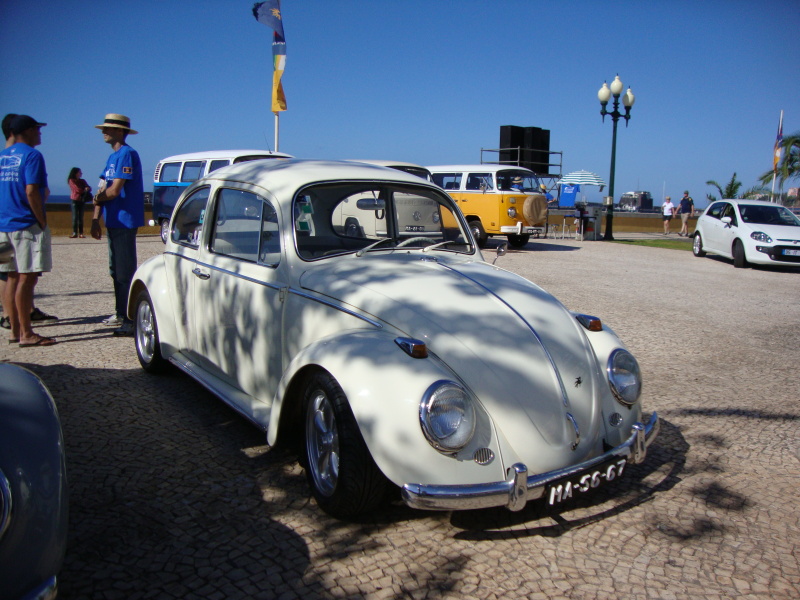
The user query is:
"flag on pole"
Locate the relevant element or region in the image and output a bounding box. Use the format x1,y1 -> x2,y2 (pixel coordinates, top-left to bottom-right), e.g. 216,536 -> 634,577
773,111 -> 783,173
253,1 -> 287,112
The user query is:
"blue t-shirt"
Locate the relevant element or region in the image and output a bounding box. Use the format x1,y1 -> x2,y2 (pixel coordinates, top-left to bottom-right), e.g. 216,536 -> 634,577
0,143 -> 48,232
100,144 -> 145,229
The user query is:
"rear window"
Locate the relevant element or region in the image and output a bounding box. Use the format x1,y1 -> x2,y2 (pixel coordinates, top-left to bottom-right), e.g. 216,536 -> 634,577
181,161 -> 205,182
159,162 -> 181,182
432,173 -> 462,190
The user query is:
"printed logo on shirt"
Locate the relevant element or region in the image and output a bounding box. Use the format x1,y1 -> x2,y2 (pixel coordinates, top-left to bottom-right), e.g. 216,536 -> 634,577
122,167 -> 132,174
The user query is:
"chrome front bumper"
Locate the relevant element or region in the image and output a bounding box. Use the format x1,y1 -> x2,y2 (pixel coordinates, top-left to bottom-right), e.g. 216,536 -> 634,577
402,412 -> 660,512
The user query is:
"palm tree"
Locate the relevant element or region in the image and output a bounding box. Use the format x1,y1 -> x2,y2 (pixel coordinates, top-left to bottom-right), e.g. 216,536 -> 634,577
706,173 -> 743,203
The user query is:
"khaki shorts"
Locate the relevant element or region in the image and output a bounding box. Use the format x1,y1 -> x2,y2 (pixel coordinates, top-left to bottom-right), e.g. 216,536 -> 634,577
681,213 -> 690,224
0,224 -> 53,274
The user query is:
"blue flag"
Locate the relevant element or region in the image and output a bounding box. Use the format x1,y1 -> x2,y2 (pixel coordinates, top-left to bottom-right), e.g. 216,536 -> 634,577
252,1 -> 287,112
253,1 -> 284,39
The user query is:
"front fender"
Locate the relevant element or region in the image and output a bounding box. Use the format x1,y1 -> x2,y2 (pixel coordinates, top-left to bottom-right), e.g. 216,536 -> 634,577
128,255 -> 180,359
269,330 -> 506,488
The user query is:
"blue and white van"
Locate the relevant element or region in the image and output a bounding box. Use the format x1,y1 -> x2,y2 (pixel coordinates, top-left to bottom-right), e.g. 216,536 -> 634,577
152,150 -> 292,242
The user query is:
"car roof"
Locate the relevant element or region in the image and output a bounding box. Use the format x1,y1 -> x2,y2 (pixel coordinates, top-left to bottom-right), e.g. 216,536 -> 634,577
158,149 -> 293,162
427,164 -> 537,174
202,158 -> 439,192
715,199 -> 781,207
347,159 -> 427,170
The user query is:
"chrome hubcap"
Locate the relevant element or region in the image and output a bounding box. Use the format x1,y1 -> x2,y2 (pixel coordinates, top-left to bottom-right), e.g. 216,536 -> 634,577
306,391 -> 339,497
136,301 -> 156,363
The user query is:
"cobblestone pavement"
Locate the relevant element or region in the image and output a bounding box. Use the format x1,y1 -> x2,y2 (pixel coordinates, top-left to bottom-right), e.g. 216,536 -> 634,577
2,235 -> 798,600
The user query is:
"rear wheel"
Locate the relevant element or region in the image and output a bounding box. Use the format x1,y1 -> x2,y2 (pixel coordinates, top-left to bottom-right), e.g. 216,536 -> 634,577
692,232 -> 706,257
733,240 -> 748,268
507,234 -> 530,248
468,220 -> 488,248
135,290 -> 168,373
302,370 -> 388,518
160,219 -> 170,244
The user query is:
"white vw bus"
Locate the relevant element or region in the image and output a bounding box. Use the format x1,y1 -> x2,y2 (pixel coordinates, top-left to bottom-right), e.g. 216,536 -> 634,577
152,150 -> 292,242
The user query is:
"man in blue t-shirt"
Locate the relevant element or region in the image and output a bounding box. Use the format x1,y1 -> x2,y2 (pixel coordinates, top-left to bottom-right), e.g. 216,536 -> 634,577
91,113 -> 145,337
0,114 -> 57,347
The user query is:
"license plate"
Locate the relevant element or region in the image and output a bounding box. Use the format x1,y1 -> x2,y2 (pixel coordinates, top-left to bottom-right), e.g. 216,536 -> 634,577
547,458 -> 627,505
405,226 -> 426,232
783,249 -> 800,256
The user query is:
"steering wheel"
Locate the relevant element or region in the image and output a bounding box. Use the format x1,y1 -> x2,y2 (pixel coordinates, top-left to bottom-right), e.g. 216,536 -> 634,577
396,236 -> 437,248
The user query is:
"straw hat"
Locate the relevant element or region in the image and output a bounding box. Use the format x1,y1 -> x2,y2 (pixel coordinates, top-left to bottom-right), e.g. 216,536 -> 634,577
94,113 -> 138,135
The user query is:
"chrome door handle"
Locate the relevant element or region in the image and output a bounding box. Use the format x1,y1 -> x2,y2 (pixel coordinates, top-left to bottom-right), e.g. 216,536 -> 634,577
192,267 -> 210,280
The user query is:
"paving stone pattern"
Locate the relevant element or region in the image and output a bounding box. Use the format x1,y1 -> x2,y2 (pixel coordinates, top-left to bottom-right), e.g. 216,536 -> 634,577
2,235 -> 798,600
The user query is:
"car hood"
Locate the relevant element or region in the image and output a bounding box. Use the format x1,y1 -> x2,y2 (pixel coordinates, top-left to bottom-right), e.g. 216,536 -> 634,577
299,255 -> 607,468
742,223 -> 800,240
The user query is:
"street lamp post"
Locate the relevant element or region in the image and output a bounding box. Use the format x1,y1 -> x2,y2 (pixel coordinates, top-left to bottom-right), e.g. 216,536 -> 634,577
598,75 -> 635,241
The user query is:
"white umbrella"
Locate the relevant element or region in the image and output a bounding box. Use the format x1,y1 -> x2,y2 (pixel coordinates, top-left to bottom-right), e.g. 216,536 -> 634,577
560,170 -> 606,191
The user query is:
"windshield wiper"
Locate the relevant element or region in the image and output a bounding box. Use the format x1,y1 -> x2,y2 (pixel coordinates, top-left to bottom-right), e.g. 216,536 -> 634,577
422,240 -> 458,252
355,237 -> 394,257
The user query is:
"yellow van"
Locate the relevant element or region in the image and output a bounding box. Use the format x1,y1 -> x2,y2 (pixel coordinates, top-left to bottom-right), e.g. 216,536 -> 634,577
427,164 -> 548,248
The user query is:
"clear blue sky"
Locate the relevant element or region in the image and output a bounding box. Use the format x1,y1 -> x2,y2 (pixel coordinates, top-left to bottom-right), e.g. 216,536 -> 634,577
2,0 -> 798,207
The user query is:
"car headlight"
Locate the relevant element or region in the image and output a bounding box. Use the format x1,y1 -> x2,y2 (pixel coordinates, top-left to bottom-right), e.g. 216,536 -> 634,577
750,231 -> 772,243
507,207 -> 517,218
607,349 -> 642,406
420,381 -> 476,453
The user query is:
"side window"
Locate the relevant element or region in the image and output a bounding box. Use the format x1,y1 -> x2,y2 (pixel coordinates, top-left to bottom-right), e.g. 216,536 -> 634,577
171,187 -> 210,247
466,173 -> 493,191
707,202 -> 725,219
211,188 -> 279,265
181,161 -> 205,182
432,173 -> 462,191
159,162 -> 181,182
208,159 -> 230,173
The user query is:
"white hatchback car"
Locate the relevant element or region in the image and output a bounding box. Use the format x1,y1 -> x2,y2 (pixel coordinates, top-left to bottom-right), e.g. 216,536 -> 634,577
693,199 -> 800,268
129,159 -> 659,518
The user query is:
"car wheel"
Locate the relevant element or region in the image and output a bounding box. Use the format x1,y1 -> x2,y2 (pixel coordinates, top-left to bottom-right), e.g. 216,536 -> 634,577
733,240 -> 748,268
507,234 -> 530,248
469,220 -> 488,248
302,370 -> 388,518
135,289 -> 168,373
692,232 -> 706,257
159,219 -> 170,244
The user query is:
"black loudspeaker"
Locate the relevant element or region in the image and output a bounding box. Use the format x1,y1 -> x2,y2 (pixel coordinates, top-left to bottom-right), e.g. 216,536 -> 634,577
499,126 -> 550,175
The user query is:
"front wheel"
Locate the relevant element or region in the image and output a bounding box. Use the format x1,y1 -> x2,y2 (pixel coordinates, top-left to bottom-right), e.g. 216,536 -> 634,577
302,371 -> 389,518
692,232 -> 706,257
135,290 -> 168,373
733,240 -> 748,268
507,233 -> 530,248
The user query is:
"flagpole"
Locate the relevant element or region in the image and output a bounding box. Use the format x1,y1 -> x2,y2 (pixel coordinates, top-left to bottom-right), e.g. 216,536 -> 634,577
274,112 -> 279,151
771,110 -> 784,203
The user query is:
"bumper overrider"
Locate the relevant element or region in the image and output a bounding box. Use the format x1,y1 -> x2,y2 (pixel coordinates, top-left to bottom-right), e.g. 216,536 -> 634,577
402,412 -> 660,511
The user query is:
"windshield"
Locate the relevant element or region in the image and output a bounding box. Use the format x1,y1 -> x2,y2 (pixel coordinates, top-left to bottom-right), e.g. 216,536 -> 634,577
738,204 -> 800,227
496,170 -> 541,193
294,182 -> 474,260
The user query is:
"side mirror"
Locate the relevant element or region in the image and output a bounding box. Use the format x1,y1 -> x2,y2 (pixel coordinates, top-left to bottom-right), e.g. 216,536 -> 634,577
492,242 -> 508,265
721,216 -> 732,226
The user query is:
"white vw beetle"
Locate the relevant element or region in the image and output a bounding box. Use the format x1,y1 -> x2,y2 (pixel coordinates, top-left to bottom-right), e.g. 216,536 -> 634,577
129,159 -> 659,518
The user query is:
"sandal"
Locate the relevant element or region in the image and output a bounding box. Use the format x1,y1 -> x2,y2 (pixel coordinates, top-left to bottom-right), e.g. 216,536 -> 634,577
8,338 -> 19,344
19,335 -> 57,347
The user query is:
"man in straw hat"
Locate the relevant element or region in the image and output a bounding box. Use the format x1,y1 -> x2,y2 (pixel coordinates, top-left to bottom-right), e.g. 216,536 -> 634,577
91,113 -> 144,337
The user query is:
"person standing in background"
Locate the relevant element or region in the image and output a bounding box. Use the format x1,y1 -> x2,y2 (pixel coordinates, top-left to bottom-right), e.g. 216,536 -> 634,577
68,167 -> 91,238
91,114 -> 144,337
677,190 -> 695,237
0,115 -> 57,347
661,196 -> 676,235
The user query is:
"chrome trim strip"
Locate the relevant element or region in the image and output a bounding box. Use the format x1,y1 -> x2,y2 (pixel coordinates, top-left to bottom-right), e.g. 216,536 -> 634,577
437,262 -> 570,407
288,288 -> 384,329
163,252 -> 383,328
401,411 -> 659,511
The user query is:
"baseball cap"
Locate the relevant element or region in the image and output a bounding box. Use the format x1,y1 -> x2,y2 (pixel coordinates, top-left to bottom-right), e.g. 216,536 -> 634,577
10,115 -> 47,135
